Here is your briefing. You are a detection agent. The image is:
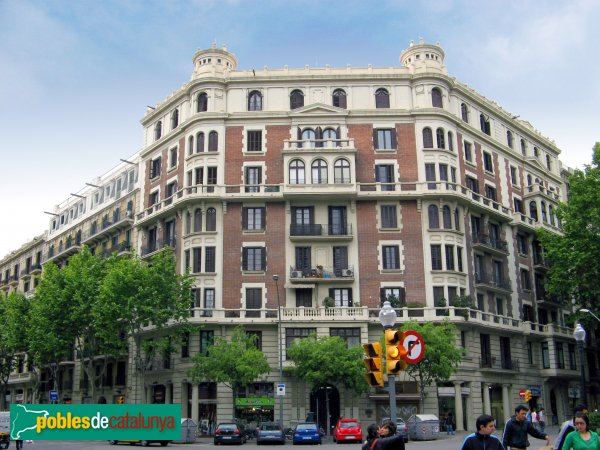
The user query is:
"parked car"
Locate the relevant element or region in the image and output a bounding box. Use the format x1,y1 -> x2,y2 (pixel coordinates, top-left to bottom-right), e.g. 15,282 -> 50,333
257,421 -> 285,445
214,422 -> 247,445
333,418 -> 363,443
108,440 -> 170,446
292,422 -> 322,445
380,418 -> 409,443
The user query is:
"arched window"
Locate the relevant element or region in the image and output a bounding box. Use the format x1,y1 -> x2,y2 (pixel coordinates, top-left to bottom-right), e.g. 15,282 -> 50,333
248,90 -> 262,111
422,128 -> 433,148
480,114 -> 490,135
375,88 -> 390,108
332,89 -> 347,108
534,147 -> 539,157
431,88 -> 443,108
507,130 -> 514,149
154,121 -> 162,140
290,90 -> 304,110
208,131 -> 218,151
171,109 -> 179,129
289,159 -> 305,184
205,208 -> 216,231
428,205 -> 439,229
311,159 -> 328,184
188,135 -> 194,156
442,206 -> 452,229
529,202 -> 538,221
196,132 -> 205,153
301,128 -> 316,148
323,128 -> 338,147
447,131 -> 454,152
527,174 -> 532,186
436,128 -> 445,149
541,201 -> 547,222
194,208 -> 202,232
521,139 -> 527,156
197,92 -> 208,112
334,159 -> 351,183
461,103 -> 469,122
454,208 -> 460,231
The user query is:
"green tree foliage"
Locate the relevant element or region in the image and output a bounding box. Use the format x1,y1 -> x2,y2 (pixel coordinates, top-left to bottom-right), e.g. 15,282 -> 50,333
399,321 -> 463,409
188,326 -> 271,416
286,334 -> 369,397
538,143 -> 600,316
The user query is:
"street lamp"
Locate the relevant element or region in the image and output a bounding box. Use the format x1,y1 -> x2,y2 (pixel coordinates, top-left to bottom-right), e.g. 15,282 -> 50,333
273,274 -> 284,427
580,308 -> 600,323
574,323 -> 588,407
379,301 -> 398,423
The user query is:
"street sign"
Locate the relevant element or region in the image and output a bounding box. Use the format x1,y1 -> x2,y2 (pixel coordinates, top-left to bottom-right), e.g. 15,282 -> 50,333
519,389 -> 526,398
276,383 -> 285,396
49,390 -> 59,402
402,330 -> 425,364
568,387 -> 579,399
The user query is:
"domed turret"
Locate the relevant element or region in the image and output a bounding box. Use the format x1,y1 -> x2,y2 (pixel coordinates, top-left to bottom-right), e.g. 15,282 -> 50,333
192,42 -> 237,78
400,38 -> 446,74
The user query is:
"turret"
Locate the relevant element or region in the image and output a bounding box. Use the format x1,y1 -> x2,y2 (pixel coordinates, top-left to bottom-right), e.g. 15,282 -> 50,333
400,38 -> 446,74
191,43 -> 237,79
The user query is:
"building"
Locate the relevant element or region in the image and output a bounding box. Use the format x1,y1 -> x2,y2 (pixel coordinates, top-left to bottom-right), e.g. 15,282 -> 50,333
1,39 -> 598,431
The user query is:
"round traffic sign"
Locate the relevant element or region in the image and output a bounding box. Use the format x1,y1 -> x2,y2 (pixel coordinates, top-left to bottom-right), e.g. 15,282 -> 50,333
402,330 -> 425,364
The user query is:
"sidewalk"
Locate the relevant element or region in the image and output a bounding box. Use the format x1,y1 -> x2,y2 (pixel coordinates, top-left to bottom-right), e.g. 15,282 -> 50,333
432,424 -> 560,444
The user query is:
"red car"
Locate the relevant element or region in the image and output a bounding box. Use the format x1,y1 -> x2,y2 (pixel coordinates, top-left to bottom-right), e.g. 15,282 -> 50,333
333,419 -> 363,444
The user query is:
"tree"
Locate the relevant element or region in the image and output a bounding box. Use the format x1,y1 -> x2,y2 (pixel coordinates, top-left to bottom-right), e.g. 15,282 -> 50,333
188,326 -> 271,417
399,321 -> 463,410
286,334 -> 369,397
95,247 -> 194,403
538,142 -> 600,316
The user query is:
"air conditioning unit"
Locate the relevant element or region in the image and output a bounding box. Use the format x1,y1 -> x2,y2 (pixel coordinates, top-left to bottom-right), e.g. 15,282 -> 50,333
341,269 -> 354,277
291,270 -> 303,278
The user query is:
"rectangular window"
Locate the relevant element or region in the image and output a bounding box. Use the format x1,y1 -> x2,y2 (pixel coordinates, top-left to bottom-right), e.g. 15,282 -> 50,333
382,245 -> 400,270
541,342 -> 550,369
433,286 -> 445,305
527,342 -> 533,365
149,191 -> 159,206
295,288 -> 313,307
243,247 -> 266,271
483,152 -> 493,173
480,333 -> 491,367
204,288 -> 215,316
374,128 -> 396,150
150,158 -> 161,179
330,328 -> 361,348
195,167 -> 204,185
169,147 -> 177,168
329,288 -> 353,306
181,332 -> 190,358
245,166 -> 262,192
457,247 -> 463,272
375,164 -> 395,191
192,247 -> 201,273
380,205 -> 397,229
205,246 -> 216,272
246,331 -> 262,351
431,245 -> 442,270
243,207 -> 266,231
510,166 -> 518,185
485,185 -> 497,202
445,245 -> 455,271
464,142 -> 473,162
246,288 -> 262,310
199,330 -> 214,356
466,176 -> 479,194
207,167 -> 217,185
247,130 -> 262,152
496,297 -> 504,316
514,198 -> 524,214
556,342 -> 565,369
380,287 -> 406,306
425,163 -> 437,189
520,269 -> 531,290
295,247 -> 311,272
500,336 -> 512,369
286,328 -> 316,357
166,181 -> 177,198
568,343 -> 577,370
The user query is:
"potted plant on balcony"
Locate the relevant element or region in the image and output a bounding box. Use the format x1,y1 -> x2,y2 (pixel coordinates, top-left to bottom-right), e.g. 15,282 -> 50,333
322,296 -> 335,308
406,301 -> 424,317
449,295 -> 474,320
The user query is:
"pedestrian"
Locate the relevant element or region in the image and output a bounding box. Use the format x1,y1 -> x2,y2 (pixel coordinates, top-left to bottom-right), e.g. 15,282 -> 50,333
531,409 -> 539,430
538,408 -> 546,434
502,404 -> 550,450
460,414 -> 505,450
555,404 -> 589,450
362,424 -> 380,450
15,440 -> 23,450
561,413 -> 600,450
376,420 -> 406,450
446,412 -> 456,435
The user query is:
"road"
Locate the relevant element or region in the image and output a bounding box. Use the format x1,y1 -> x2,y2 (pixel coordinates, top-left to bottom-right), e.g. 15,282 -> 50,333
11,426 -> 560,450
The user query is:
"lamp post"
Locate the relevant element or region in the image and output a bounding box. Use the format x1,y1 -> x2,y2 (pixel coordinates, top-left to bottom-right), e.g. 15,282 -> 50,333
273,274 -> 284,427
574,323 -> 588,407
379,301 -> 398,423
580,308 -> 600,324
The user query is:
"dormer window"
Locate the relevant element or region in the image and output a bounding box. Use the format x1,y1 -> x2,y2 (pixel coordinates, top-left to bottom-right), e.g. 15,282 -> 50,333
248,91 -> 263,111
290,90 -> 304,110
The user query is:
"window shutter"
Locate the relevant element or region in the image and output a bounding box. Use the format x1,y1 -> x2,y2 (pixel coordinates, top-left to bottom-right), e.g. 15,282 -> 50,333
297,127 -> 303,148
372,129 -> 378,149
398,287 -> 406,305
315,127 -> 323,148
261,207 -> 266,229
257,169 -> 262,184
391,129 -> 397,149
261,248 -> 266,270
242,208 -> 248,229
336,126 -> 341,139
329,288 -> 334,298
380,288 -> 386,305
242,248 -> 248,270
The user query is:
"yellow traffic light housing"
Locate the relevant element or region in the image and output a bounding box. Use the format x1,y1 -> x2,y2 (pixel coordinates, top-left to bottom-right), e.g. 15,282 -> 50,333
363,343 -> 384,387
524,389 -> 532,402
385,329 -> 408,374
117,395 -> 125,404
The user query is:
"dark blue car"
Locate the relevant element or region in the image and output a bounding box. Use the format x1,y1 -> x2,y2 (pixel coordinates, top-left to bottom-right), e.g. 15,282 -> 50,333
292,423 -> 321,445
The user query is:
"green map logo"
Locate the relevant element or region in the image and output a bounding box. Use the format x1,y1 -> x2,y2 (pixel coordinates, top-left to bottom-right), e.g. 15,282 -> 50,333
10,404 -> 180,441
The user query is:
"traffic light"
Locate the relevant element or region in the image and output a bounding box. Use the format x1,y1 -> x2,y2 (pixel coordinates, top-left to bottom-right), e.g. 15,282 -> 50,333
117,395 -> 125,404
524,390 -> 532,402
363,343 -> 384,387
385,329 -> 408,375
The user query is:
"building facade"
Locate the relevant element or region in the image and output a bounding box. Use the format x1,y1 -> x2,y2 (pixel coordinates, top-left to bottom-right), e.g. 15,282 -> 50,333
2,39 -> 599,433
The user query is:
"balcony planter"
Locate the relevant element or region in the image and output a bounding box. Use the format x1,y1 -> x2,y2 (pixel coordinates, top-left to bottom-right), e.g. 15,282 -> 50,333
322,296 -> 335,308
406,302 -> 424,317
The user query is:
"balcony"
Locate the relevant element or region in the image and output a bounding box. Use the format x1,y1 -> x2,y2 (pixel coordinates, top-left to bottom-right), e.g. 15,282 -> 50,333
512,212 -> 538,231
472,234 -> 509,255
8,274 -> 19,286
283,138 -> 357,154
479,356 -> 520,371
289,265 -> 355,283
141,238 -> 176,258
188,305 -> 368,322
524,182 -> 560,201
533,255 -> 549,271
44,240 -> 82,264
474,274 -> 512,293
289,224 -> 353,241
82,210 -> 134,245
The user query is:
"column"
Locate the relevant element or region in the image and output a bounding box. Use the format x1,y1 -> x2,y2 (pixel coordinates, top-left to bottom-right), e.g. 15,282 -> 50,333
166,382 -> 172,404
454,382 -> 465,431
502,384 -> 511,423
181,382 -> 189,418
191,383 -> 199,424
482,383 -> 491,415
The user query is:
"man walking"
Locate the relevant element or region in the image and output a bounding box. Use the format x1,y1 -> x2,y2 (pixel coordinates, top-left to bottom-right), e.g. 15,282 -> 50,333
461,414 -> 505,450
502,405 -> 550,450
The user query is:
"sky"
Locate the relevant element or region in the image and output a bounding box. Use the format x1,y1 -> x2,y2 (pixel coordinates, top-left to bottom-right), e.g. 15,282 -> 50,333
1,0 -> 599,259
